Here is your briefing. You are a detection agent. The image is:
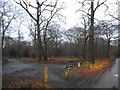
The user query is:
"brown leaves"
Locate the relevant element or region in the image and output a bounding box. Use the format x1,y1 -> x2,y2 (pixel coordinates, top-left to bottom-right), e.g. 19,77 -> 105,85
69,59 -> 112,81
19,57 -> 82,65
3,78 -> 47,88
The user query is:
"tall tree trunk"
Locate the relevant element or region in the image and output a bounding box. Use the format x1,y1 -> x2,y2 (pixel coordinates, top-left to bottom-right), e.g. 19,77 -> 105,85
43,27 -> 48,61
118,38 -> 120,57
89,1 -> 95,66
54,43 -> 58,57
18,31 -> 21,58
83,36 -> 88,60
69,40 -> 72,57
107,38 -> 110,58
1,14 -> 5,50
95,39 -> 98,58
7,39 -> 10,58
32,26 -> 37,59
43,35 -> 48,61
2,31 -> 5,50
37,8 -> 42,61
118,1 -> 120,57
37,27 -> 43,61
43,23 -> 49,61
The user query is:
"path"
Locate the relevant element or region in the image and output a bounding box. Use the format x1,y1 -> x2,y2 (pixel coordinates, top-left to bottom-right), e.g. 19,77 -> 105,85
91,58 -> 119,88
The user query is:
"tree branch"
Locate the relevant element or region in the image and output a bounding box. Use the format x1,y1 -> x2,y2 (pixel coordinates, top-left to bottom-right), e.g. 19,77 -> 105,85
14,0 -> 37,22
93,0 -> 108,14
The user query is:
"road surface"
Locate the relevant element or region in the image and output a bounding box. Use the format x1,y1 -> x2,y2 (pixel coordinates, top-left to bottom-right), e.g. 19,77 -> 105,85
2,59 -> 90,88
91,58 -> 119,88
2,58 -> 119,88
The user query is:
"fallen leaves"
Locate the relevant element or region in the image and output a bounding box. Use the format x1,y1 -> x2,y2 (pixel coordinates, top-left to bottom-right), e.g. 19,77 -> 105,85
68,59 -> 113,81
18,57 -> 82,65
2,77 -> 52,88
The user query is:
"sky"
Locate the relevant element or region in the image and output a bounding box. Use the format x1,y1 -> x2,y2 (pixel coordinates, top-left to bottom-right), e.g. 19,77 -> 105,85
9,0 -> 119,41
60,0 -> 118,29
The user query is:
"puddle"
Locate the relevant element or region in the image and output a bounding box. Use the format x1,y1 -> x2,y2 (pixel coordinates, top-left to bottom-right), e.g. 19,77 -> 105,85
114,74 -> 118,77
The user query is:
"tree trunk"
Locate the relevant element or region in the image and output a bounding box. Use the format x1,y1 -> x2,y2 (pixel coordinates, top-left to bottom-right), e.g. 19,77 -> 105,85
32,27 -> 37,59
69,40 -> 72,57
95,39 -> 98,58
37,27 -> 43,61
2,31 -> 5,50
89,1 -> 95,66
18,31 -> 21,58
83,36 -> 88,60
1,15 -> 5,50
54,43 -> 58,57
43,33 -> 48,61
37,8 -> 42,61
7,39 -> 10,58
118,38 -> 120,57
118,2 -> 120,57
107,38 -> 110,58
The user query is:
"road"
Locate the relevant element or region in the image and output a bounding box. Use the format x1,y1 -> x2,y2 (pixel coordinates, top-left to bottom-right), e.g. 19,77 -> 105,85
2,59 -> 90,88
91,58 -> 119,88
2,58 -> 119,88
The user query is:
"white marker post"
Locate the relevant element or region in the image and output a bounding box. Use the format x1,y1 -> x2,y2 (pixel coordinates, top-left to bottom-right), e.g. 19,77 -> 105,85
78,62 -> 80,67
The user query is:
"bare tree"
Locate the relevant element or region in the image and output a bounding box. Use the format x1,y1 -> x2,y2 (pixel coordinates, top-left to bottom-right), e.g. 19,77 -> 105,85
64,28 -> 75,57
101,1 -> 119,57
98,21 -> 117,58
47,24 -> 62,57
0,0 -> 16,49
15,20 -> 24,58
77,0 -> 108,68
64,27 -> 85,57
27,19 -> 37,58
14,0 -> 64,61
80,16 -> 90,60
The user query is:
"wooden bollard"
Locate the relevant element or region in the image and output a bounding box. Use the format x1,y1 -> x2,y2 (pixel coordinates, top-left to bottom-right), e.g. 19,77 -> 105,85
90,64 -> 93,69
44,66 -> 48,84
65,69 -> 69,80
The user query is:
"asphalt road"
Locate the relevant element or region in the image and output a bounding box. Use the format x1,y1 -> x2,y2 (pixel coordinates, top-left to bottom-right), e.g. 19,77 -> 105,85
2,59 -> 91,88
91,58 -> 119,88
2,58 -> 119,88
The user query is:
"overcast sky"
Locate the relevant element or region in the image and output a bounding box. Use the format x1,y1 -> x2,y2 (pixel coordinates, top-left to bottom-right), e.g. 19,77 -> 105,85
10,0 -> 119,41
60,0 -> 118,29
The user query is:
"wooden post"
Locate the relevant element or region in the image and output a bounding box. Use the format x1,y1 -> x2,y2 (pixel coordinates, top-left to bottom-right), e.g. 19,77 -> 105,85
44,66 -> 48,84
90,63 -> 93,69
65,70 -> 68,80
